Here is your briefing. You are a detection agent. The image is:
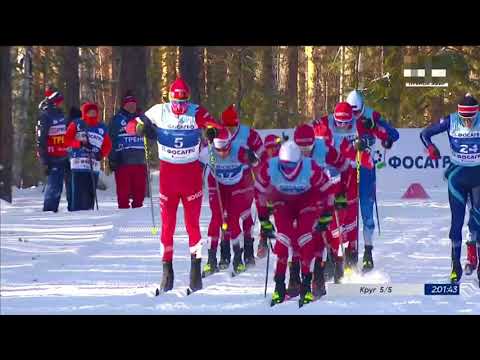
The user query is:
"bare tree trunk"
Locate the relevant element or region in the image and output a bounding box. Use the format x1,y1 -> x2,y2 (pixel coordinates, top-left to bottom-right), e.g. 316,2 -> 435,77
287,46 -> 298,120
297,47 -> 306,119
255,46 -> 274,128
305,46 -> 315,118
117,46 -> 148,112
12,46 -> 33,188
60,46 -> 80,112
0,46 -> 12,202
179,46 -> 201,104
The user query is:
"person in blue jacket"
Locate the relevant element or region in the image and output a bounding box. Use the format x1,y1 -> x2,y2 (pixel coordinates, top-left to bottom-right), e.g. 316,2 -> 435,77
108,92 -> 146,209
36,86 -> 72,212
420,93 -> 480,283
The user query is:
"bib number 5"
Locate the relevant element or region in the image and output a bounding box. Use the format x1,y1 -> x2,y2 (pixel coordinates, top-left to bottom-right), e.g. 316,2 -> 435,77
174,137 -> 183,148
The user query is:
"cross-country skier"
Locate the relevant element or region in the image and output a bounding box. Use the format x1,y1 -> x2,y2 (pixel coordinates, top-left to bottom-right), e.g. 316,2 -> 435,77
219,104 -> 264,267
108,92 -> 146,209
200,128 -> 259,276
420,93 -> 480,283
64,102 -> 112,211
255,140 -> 335,306
126,78 -> 222,294
36,86 -> 72,212
313,96 -> 399,272
294,123 -> 350,291
255,134 -> 281,259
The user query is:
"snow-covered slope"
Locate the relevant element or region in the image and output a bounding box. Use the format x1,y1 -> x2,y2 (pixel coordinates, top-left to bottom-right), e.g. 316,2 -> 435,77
1,173 -> 479,314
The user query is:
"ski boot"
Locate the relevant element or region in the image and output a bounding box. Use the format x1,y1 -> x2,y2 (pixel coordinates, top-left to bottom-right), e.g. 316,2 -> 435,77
345,246 -> 358,270
232,245 -> 246,275
243,236 -> 256,268
464,242 -> 477,276
450,246 -> 463,283
286,259 -> 301,298
271,274 -> 286,306
312,258 -> 326,299
334,257 -> 344,284
159,260 -> 174,293
202,248 -> 219,278
324,250 -> 335,281
362,245 -> 374,273
189,255 -> 203,293
256,234 -> 268,259
218,240 -> 231,270
299,272 -> 314,308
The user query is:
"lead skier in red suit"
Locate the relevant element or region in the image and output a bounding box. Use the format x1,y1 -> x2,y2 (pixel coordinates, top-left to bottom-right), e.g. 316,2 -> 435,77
219,104 -> 264,267
293,123 -> 350,291
126,78 -> 222,294
255,140 -> 335,307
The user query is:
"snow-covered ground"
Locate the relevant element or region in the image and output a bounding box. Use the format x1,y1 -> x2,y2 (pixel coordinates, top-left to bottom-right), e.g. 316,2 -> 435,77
1,172 -> 479,314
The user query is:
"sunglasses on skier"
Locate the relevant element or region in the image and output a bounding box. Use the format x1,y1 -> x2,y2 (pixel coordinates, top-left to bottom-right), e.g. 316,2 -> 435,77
298,144 -> 314,155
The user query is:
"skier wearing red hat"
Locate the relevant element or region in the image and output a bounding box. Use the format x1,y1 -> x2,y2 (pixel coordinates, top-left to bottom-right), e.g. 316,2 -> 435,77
293,123 -> 350,291
313,97 -> 398,272
199,127 -> 259,276
255,133 -> 281,258
108,91 -> 146,209
255,140 -> 335,307
126,78 -> 222,294
36,86 -> 72,212
64,102 -> 112,211
220,104 -> 264,267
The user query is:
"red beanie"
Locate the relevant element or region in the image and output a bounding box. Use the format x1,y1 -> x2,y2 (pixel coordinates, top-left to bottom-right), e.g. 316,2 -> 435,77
334,102 -> 353,122
264,134 -> 281,148
294,124 -> 315,146
169,78 -> 190,101
122,92 -> 137,107
221,104 -> 239,127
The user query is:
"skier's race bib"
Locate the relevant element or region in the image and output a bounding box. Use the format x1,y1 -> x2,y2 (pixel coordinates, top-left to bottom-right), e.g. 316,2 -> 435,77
215,163 -> 244,185
70,157 -> 101,172
448,113 -> 480,166
145,103 -> 202,164
328,114 -> 357,168
268,157 -> 312,195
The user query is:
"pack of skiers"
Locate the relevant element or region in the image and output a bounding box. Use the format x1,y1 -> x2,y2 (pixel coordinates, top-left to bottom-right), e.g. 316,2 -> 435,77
37,78 -> 479,305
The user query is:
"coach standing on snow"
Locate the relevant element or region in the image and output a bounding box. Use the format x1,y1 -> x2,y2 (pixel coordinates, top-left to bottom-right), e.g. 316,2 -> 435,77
108,92 -> 146,209
64,102 -> 112,211
126,78 -> 222,294
37,86 -> 72,212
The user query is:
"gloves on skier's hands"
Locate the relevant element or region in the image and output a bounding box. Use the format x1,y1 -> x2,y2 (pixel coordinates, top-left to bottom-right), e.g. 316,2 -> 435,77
266,201 -> 274,216
382,137 -> 393,149
135,122 -> 145,137
246,149 -> 259,166
361,117 -> 376,130
205,127 -> 217,143
260,216 -> 276,239
427,144 -> 440,160
315,213 -> 333,232
354,137 -> 368,151
334,193 -> 348,210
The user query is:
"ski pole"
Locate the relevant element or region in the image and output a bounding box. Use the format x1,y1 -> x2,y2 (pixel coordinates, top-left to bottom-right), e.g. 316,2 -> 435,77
144,136 -> 157,235
84,128 -> 99,211
374,192 -> 381,236
264,237 -> 271,298
207,140 -> 228,234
